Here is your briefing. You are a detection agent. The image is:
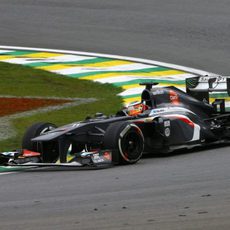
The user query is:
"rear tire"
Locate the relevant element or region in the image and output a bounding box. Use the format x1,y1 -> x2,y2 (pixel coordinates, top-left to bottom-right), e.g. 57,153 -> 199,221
22,122 -> 58,162
104,122 -> 144,165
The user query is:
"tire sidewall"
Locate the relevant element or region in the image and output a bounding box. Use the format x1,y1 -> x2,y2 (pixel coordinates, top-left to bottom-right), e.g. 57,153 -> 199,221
104,122 -> 144,164
22,122 -> 57,151
118,123 -> 144,164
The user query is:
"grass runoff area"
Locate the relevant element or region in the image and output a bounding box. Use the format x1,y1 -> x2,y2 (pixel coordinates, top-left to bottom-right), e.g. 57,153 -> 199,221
0,62 -> 123,151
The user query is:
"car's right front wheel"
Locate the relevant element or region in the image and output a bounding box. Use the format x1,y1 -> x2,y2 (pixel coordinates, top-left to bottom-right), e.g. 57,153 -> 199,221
103,122 -> 144,165
22,122 -> 59,163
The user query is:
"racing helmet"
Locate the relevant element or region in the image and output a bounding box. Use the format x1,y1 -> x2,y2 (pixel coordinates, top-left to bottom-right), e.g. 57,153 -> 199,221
126,101 -> 149,116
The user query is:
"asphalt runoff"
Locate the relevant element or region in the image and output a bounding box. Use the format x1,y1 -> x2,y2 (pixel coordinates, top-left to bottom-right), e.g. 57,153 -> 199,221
0,1 -> 230,229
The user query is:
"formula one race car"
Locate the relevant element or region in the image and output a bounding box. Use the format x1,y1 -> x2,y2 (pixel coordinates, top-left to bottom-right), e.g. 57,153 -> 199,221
1,75 -> 230,168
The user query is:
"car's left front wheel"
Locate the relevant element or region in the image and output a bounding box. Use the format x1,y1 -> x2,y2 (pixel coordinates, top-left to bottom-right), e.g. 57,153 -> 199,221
103,122 -> 144,165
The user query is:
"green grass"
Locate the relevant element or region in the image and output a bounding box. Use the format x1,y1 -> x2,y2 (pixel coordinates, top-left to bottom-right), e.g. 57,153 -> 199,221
0,62 -> 123,151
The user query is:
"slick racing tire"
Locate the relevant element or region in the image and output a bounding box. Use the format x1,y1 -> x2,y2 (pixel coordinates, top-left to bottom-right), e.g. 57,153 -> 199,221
104,122 -> 144,165
22,122 -> 58,163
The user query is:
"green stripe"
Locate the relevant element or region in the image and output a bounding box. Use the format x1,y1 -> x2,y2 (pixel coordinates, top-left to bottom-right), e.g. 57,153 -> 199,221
24,62 -> 53,67
61,57 -> 113,65
3,50 -> 39,56
121,94 -> 141,99
210,92 -> 229,98
24,57 -> 113,68
114,79 -> 185,87
69,67 -> 170,78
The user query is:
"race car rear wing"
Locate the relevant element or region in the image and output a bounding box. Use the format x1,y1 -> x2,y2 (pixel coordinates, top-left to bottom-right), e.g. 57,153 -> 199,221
186,76 -> 230,103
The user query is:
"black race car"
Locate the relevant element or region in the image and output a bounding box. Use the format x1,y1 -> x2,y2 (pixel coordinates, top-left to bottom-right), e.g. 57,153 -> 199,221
1,76 -> 230,168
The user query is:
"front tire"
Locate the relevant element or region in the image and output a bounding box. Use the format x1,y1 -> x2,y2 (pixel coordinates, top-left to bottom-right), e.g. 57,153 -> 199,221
22,122 -> 58,162
104,122 -> 144,165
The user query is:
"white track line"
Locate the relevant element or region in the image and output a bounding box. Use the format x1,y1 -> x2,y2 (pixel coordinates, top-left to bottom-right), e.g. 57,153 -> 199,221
51,63 -> 155,75
0,172 -> 16,176
4,55 -> 95,64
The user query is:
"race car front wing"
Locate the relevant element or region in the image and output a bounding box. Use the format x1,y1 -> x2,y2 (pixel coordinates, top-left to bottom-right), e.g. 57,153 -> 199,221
0,149 -> 113,170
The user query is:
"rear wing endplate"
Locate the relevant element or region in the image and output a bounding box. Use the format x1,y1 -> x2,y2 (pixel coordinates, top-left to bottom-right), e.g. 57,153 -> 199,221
186,76 -> 230,102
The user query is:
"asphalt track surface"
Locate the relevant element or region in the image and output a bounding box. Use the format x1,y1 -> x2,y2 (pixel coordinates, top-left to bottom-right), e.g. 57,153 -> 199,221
0,1 -> 230,229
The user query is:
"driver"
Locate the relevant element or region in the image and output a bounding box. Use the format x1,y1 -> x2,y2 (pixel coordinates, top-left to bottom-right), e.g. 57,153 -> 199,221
126,101 -> 149,116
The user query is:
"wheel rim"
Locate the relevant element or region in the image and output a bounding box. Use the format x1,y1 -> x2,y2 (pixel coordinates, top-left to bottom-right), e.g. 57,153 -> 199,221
119,125 -> 144,163
39,125 -> 56,135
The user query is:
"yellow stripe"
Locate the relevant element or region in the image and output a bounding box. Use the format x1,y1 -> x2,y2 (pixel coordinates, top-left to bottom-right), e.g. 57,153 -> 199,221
22,52 -> 63,58
132,70 -> 185,77
37,60 -> 135,71
0,55 -> 15,60
210,98 -> 230,102
83,72 -> 122,80
83,70 -> 185,80
0,52 -> 62,61
37,64 -> 70,71
121,82 -> 183,90
123,96 -> 142,105
56,155 -> 74,163
86,60 -> 133,67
